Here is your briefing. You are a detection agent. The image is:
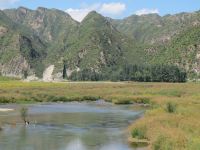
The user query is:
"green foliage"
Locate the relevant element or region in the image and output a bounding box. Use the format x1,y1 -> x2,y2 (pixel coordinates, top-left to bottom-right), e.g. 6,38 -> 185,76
157,89 -> 184,97
120,64 -> 187,82
165,102 -> 177,113
47,95 -> 98,102
70,64 -> 187,82
187,138 -> 200,150
62,64 -> 67,79
113,12 -> 200,45
131,126 -> 147,139
0,97 -> 15,103
152,26 -> 200,79
70,69 -> 105,81
0,8 -> 200,80
114,99 -> 132,105
0,76 -> 19,81
134,97 -> 151,104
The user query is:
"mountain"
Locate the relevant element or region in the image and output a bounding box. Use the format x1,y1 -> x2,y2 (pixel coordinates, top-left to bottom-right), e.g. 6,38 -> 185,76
63,11 -> 143,74
111,11 -> 200,45
110,11 -> 200,78
0,10 -> 46,78
4,7 -> 79,42
150,26 -> 200,77
3,7 -> 80,76
1,8 -> 142,79
0,7 -> 200,80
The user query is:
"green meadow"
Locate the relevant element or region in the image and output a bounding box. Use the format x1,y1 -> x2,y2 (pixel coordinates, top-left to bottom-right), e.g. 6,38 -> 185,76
0,79 -> 200,150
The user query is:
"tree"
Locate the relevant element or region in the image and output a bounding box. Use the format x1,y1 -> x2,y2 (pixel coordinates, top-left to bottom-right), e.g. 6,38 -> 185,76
23,69 -> 28,79
69,64 -> 187,82
63,64 -> 67,79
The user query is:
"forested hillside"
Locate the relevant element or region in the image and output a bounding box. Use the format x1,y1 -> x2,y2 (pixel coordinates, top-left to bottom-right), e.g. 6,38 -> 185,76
0,7 -> 200,81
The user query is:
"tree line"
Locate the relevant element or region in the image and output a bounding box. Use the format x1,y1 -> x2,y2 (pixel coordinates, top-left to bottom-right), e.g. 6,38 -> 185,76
67,64 -> 187,82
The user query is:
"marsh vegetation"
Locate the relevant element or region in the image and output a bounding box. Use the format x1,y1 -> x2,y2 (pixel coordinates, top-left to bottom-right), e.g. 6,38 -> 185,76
0,79 -> 200,149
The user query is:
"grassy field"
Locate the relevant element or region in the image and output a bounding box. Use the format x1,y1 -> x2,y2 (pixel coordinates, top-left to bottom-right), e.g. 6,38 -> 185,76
0,80 -> 200,150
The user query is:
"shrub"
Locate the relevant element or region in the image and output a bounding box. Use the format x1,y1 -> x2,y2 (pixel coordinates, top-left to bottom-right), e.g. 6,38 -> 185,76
0,97 -> 16,103
131,126 -> 147,139
134,97 -> 150,104
82,96 -> 98,101
165,102 -> 177,113
114,99 -> 132,105
55,96 -> 70,102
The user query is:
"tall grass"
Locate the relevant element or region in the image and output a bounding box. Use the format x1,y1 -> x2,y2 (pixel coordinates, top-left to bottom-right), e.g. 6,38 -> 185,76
0,81 -> 200,149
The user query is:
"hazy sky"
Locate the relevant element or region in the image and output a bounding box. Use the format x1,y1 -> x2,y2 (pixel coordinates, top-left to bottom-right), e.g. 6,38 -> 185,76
1,0 -> 200,22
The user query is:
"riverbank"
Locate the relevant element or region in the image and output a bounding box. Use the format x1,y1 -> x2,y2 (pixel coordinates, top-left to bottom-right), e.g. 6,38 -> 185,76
0,81 -> 200,149
127,83 -> 200,150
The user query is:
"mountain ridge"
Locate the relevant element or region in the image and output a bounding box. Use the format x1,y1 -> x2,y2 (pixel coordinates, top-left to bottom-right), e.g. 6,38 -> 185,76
0,7 -> 200,80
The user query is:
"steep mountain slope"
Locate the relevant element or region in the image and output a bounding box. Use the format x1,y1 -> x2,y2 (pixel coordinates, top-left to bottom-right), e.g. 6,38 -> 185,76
62,11 -> 142,75
2,8 -> 140,79
150,26 -> 200,78
1,7 -> 200,80
111,11 -> 200,45
0,10 -> 46,78
3,7 -> 79,72
4,7 -> 79,42
110,11 -> 200,78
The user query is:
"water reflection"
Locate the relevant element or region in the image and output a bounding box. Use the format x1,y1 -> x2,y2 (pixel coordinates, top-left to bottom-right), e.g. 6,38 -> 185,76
0,102 -> 144,150
65,138 -> 86,150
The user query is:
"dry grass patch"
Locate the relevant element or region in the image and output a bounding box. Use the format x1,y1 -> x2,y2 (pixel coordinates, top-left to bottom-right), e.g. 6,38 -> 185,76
0,81 -> 200,149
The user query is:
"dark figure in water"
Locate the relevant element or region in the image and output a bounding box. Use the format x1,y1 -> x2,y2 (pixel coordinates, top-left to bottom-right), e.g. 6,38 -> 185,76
20,107 -> 29,125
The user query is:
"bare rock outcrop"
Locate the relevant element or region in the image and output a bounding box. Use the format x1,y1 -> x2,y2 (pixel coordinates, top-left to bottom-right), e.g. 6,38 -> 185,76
43,65 -> 55,82
0,56 -> 30,78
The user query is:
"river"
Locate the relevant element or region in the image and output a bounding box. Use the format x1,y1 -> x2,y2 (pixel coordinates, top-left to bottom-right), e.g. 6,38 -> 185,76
0,101 -> 145,150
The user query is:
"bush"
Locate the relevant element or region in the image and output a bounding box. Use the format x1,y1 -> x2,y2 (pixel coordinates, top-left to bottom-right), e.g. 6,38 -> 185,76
82,96 -> 98,101
165,102 -> 177,113
131,126 -> 147,139
114,99 -> 132,105
0,97 -> 16,103
48,96 -> 70,102
134,97 -> 150,104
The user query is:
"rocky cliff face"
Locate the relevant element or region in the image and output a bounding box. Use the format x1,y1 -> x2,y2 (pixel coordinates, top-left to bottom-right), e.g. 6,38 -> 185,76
1,7 -> 200,80
0,56 -> 30,78
0,10 -> 46,78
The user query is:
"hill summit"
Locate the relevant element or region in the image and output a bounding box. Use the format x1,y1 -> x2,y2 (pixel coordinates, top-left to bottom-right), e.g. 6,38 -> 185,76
0,7 -> 200,81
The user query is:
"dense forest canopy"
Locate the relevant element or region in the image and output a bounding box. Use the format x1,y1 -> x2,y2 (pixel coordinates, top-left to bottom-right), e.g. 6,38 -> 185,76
69,64 -> 187,82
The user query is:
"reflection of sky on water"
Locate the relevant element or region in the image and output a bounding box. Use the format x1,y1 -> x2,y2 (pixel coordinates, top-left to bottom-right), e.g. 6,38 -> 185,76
0,102 -> 144,150
29,102 -> 141,116
64,138 -> 133,150
65,138 -> 87,150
